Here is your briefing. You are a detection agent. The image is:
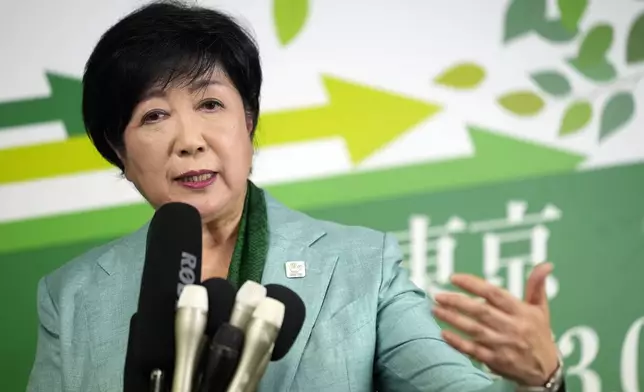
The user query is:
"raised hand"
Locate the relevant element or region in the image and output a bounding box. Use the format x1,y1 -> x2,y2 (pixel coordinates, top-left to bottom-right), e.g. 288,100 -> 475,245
432,262 -> 560,386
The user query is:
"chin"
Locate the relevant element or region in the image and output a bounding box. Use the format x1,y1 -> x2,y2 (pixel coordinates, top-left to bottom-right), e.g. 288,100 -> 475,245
183,198 -> 226,222
158,185 -> 240,221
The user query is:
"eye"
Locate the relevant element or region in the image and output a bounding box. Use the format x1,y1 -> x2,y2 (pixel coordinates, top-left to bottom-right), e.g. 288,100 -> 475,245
141,110 -> 167,125
198,99 -> 223,112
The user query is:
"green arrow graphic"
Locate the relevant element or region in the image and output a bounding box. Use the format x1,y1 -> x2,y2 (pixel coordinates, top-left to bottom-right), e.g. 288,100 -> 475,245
0,126 -> 584,254
257,75 -> 442,163
0,75 -> 440,184
0,73 -> 84,136
267,125 -> 585,210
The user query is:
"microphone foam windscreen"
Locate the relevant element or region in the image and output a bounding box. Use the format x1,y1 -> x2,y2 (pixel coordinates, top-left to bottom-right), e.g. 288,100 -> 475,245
136,202 -> 202,373
201,278 -> 236,337
265,284 -> 306,360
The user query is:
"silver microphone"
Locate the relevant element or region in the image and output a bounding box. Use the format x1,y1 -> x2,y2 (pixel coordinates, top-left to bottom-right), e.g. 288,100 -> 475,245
243,346 -> 272,392
171,284 -> 208,392
229,281 -> 266,330
226,297 -> 284,392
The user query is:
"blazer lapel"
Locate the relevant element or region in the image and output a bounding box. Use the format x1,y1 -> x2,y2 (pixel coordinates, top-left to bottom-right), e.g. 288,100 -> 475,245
258,195 -> 340,392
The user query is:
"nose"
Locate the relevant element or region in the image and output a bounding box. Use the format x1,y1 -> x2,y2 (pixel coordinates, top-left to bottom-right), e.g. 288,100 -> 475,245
173,114 -> 208,157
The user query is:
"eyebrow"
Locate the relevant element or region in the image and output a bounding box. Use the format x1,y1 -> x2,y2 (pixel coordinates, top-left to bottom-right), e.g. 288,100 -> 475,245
140,79 -> 226,101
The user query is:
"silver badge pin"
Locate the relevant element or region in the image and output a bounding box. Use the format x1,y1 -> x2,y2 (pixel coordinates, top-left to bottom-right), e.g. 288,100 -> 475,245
285,261 -> 306,278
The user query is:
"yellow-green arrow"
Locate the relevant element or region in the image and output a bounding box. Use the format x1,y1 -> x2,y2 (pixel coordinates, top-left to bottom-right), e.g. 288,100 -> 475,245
257,75 -> 441,163
0,75 -> 440,185
0,137 -> 108,184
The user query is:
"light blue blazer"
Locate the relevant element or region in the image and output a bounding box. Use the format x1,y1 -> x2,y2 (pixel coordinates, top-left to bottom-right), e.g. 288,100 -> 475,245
27,192 -> 519,392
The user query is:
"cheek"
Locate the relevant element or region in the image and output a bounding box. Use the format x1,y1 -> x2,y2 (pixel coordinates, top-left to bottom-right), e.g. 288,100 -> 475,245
122,134 -> 171,187
124,132 -> 170,166
226,134 -> 253,168
215,114 -> 253,154
215,127 -> 253,179
125,156 -> 172,208
127,152 -> 166,179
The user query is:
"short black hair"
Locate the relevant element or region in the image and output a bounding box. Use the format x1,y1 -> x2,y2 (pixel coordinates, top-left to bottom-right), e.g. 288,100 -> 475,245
82,0 -> 263,171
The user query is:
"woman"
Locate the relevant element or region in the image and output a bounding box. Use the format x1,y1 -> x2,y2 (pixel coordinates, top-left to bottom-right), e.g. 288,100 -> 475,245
27,1 -> 565,391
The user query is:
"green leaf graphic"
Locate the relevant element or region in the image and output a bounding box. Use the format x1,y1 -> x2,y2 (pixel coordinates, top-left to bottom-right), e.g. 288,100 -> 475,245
504,0 -> 546,43
531,71 -> 572,97
577,24 -> 613,66
627,13 -> 644,64
557,0 -> 588,32
536,19 -> 577,42
498,91 -> 545,116
273,0 -> 309,46
559,100 -> 592,135
600,92 -> 635,140
434,62 -> 486,89
567,58 -> 617,82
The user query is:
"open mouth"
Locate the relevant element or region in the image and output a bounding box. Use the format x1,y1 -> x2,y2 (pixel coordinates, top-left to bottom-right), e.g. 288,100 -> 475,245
175,171 -> 216,183
177,173 -> 215,183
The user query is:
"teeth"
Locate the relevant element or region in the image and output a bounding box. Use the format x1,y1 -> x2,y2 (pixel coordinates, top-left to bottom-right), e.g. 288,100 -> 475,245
180,173 -> 213,182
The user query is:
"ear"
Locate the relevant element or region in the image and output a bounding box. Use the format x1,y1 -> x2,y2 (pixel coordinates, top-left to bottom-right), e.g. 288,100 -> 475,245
113,149 -> 131,182
245,112 -> 254,136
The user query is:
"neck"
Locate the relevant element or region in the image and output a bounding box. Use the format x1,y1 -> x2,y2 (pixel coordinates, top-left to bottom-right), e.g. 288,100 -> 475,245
201,188 -> 247,279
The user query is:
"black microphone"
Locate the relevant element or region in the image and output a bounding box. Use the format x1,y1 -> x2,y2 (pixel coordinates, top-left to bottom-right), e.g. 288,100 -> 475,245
124,202 -> 202,392
202,278 -> 236,337
265,284 -> 306,361
197,323 -> 244,392
193,278 -> 238,390
124,313 -> 167,392
123,313 -> 146,392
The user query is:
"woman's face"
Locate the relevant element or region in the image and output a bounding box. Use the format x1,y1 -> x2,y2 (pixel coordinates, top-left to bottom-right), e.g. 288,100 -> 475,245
120,69 -> 253,223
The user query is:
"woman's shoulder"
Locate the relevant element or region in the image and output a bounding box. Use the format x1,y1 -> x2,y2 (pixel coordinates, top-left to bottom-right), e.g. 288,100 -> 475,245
42,223 -> 149,300
264,192 -> 395,254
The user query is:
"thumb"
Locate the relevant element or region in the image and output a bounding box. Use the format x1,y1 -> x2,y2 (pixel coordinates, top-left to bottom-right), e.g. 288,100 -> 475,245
524,262 -> 553,310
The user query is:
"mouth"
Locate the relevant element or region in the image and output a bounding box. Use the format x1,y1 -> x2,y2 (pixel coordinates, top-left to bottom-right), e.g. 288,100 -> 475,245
175,170 -> 217,183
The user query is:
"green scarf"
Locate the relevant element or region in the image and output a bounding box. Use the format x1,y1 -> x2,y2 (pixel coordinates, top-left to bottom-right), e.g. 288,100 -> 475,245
226,180 -> 269,289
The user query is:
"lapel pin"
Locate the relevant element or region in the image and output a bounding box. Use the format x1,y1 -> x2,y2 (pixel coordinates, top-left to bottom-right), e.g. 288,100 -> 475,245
285,261 -> 306,278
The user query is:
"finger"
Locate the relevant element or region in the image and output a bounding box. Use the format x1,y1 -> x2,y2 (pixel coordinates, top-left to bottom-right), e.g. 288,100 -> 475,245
441,329 -> 495,365
450,274 -> 521,315
524,262 -> 552,310
434,292 -> 514,332
432,305 -> 509,346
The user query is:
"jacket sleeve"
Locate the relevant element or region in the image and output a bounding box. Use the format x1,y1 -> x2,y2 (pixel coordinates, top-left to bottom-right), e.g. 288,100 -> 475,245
26,276 -> 63,392
374,233 -> 518,392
